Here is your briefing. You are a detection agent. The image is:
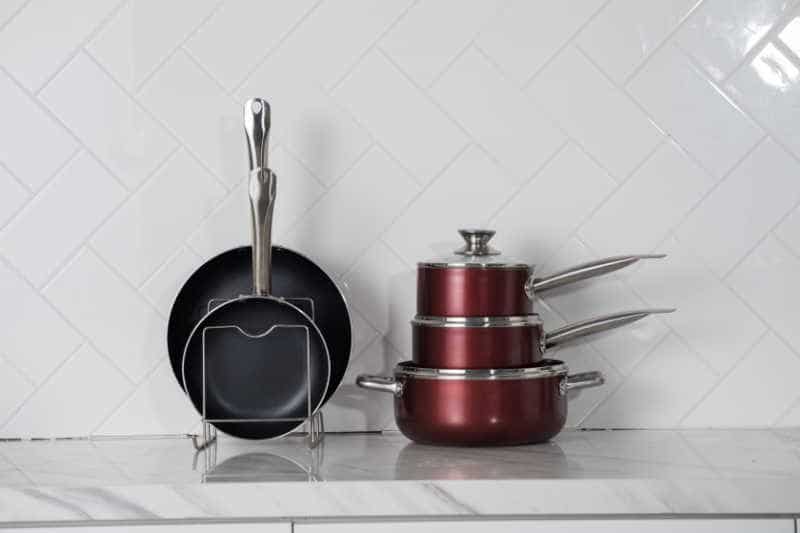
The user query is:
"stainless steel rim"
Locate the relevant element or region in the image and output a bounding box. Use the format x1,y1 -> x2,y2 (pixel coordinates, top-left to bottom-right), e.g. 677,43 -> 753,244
411,314 -> 542,328
395,360 -> 568,381
417,261 -> 530,269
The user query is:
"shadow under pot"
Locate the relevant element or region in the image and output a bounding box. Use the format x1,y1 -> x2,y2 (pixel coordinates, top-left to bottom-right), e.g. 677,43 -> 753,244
417,229 -> 664,317
357,360 -> 603,446
411,308 -> 674,369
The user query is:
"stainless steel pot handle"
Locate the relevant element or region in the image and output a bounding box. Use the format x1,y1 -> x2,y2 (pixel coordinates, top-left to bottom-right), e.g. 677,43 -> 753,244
356,375 -> 403,396
244,98 -> 275,297
545,308 -> 675,349
525,254 -> 666,299
566,371 -> 605,391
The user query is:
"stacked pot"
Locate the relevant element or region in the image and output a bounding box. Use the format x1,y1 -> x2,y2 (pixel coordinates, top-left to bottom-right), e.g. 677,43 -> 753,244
358,229 -> 673,447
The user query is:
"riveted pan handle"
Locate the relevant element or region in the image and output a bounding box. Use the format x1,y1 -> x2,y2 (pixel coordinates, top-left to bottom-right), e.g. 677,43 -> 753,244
566,371 -> 605,391
356,375 -> 403,396
244,98 -> 276,296
545,308 -> 675,349
526,254 -> 666,299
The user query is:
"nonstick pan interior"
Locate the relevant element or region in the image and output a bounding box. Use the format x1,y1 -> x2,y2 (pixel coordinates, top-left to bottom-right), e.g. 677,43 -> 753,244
167,245 -> 351,403
182,296 -> 330,439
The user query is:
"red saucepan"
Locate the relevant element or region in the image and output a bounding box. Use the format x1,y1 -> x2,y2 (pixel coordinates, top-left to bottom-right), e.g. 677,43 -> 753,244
418,229 -> 665,317
357,359 -> 602,446
412,308 -> 674,368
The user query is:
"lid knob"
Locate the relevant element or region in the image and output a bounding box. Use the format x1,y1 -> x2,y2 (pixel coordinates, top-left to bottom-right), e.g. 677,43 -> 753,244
454,229 -> 501,256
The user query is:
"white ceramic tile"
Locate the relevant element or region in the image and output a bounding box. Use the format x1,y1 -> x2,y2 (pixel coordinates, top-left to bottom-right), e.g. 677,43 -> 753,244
431,47 -> 565,182
141,247 -> 202,317
284,147 -> 418,279
1,344 -> 131,438
490,143 -> 616,264
540,238 -> 671,376
0,0 -> 118,91
91,150 -> 226,286
0,165 -> 28,227
39,53 -> 176,188
727,41 -> 800,160
529,46 -> 663,180
380,0 -> 504,87
185,0 -> 317,90
553,342 -> 621,428
629,237 -> 766,374
683,333 -> 800,427
342,241 -> 411,335
0,261 -> 81,384
776,206 -> 800,257
0,152 -> 126,287
138,51 -> 242,187
676,0 -> 793,80
0,0 -> 25,26
347,308 -> 380,360
476,0 -> 606,85
628,44 -> 763,178
187,146 -> 325,260
248,0 -> 412,90
577,0 -> 700,83
579,140 -> 714,256
87,0 -> 218,90
383,145 -> 516,264
44,250 -> 166,382
777,400 -> 800,426
728,235 -> 800,354
676,139 -> 800,276
95,359 -> 197,436
586,334 -> 717,428
0,357 -> 33,427
0,70 -> 77,190
336,51 -> 468,184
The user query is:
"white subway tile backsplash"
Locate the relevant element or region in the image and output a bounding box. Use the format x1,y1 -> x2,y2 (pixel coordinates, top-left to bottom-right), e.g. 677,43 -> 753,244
40,53 -> 176,188
529,46 -> 663,180
1,0 -> 799,436
431,47 -> 565,182
628,44 -> 764,178
0,151 -> 125,287
87,0 -> 218,90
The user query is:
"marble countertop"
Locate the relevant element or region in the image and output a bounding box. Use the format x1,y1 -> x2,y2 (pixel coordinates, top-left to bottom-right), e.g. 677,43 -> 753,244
1,429 -> 800,524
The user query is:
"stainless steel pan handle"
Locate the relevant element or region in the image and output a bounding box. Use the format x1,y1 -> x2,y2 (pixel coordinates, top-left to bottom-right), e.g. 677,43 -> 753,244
356,375 -> 403,396
244,98 -> 275,296
545,308 -> 675,349
566,371 -> 605,391
526,254 -> 666,299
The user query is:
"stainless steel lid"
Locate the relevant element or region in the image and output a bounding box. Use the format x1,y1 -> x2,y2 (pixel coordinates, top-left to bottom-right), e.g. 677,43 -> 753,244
418,229 -> 530,269
411,314 -> 542,328
395,359 -> 568,380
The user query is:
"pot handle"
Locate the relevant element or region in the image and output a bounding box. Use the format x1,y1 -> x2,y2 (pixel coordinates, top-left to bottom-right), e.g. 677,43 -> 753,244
545,308 -> 675,349
525,254 -> 666,299
356,374 -> 403,396
566,371 -> 605,391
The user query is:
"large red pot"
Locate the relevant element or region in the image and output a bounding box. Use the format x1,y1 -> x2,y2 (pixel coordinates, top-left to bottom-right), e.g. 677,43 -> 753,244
357,360 -> 603,446
411,308 -> 674,368
417,229 -> 664,317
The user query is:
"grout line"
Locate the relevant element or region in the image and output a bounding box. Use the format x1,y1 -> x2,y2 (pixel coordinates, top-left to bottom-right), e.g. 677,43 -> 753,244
229,0 -> 325,96
0,351 -> 36,389
179,43 -> 241,101
33,0 -> 128,96
0,0 -> 32,33
131,0 -> 226,94
0,158 -> 35,197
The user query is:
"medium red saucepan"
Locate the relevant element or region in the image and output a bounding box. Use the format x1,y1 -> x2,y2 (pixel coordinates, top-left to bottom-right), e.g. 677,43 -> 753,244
357,360 -> 602,446
418,229 -> 664,317
412,308 -> 674,368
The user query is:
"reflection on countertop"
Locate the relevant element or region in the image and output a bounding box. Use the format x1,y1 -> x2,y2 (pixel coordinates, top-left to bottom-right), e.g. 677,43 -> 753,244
1,428 -> 799,487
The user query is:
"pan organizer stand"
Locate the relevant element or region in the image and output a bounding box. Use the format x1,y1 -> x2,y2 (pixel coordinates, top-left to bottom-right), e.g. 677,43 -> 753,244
191,297 -> 325,453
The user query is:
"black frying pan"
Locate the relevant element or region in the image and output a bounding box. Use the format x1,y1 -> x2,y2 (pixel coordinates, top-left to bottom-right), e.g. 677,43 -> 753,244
167,101 -> 351,405
181,99 -> 331,439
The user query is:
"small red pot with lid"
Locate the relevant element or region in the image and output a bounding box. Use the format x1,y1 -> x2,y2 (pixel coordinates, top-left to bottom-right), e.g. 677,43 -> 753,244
417,229 -> 664,317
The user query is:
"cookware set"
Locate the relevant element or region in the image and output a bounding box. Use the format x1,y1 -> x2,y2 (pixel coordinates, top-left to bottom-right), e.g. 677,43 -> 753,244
169,98 -> 676,447
359,229 -> 673,446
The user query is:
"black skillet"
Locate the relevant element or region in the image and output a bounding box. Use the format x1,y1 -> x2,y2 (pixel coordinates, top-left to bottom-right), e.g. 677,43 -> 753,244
181,99 -> 331,439
167,101 -> 351,405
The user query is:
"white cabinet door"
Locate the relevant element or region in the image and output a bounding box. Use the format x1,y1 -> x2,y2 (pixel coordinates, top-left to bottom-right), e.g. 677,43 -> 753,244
295,518 -> 794,532
0,523 -> 290,533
